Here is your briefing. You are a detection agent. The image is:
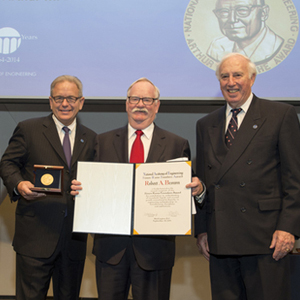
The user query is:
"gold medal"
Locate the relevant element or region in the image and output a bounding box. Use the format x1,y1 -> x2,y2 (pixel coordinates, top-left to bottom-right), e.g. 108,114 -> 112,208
41,173 -> 54,186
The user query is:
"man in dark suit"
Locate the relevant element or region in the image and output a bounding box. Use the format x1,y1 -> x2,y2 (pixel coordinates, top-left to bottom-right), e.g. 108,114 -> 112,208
195,53 -> 300,300
71,77 -> 204,300
0,75 -> 96,300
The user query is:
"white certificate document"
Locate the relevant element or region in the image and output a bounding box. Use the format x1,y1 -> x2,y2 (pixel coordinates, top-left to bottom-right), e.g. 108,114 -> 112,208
133,162 -> 192,235
73,161 -> 192,235
73,162 -> 134,235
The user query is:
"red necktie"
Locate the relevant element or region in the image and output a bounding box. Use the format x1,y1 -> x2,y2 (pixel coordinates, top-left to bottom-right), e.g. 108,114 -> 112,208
130,130 -> 144,163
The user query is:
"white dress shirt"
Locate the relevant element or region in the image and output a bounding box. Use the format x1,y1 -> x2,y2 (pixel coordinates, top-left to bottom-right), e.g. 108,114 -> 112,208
225,93 -> 253,133
52,115 -> 76,154
128,123 -> 154,162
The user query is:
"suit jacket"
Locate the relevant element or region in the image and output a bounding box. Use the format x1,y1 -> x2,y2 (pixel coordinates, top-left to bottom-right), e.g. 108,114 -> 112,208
93,124 -> 191,270
0,114 -> 96,260
195,95 -> 300,255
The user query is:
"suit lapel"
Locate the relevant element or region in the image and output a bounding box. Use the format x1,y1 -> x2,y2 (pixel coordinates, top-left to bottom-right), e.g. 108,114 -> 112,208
115,125 -> 165,163
42,115 -> 89,169
216,95 -> 266,181
147,125 -> 166,163
113,126 -> 128,163
71,123 -> 87,168
42,115 -> 67,166
208,106 -> 229,165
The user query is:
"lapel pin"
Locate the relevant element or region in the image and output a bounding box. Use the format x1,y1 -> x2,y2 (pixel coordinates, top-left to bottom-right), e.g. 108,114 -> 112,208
80,139 -> 84,143
253,125 -> 258,129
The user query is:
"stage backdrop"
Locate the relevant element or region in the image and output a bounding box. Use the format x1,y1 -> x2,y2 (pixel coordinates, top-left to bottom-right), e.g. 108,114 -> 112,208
0,0 -> 299,100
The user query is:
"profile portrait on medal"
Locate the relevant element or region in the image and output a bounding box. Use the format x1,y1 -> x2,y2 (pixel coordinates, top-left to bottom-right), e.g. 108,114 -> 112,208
206,0 -> 284,65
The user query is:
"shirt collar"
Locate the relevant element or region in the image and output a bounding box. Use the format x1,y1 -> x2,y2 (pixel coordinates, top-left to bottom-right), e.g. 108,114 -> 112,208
226,93 -> 253,117
128,122 -> 154,140
52,114 -> 76,132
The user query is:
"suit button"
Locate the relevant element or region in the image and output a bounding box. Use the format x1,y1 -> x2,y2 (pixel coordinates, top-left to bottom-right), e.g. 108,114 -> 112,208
240,207 -> 246,213
240,182 -> 246,187
62,210 -> 65,215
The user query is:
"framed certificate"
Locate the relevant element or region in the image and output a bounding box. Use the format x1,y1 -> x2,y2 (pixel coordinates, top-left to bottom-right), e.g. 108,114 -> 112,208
32,165 -> 64,194
73,161 -> 192,235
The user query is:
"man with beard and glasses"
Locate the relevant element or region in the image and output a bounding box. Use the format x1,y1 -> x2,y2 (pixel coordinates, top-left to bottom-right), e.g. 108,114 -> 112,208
71,77 -> 205,300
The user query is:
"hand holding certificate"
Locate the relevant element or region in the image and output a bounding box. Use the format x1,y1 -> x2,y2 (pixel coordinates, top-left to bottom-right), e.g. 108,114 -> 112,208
73,161 -> 192,235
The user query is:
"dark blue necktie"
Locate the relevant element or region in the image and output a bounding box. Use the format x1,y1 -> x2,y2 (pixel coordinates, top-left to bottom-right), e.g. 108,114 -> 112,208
225,108 -> 242,148
62,126 -> 71,168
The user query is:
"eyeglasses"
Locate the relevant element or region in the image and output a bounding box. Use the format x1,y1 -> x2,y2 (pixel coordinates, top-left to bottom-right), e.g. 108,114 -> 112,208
51,96 -> 82,104
213,5 -> 262,19
127,96 -> 158,106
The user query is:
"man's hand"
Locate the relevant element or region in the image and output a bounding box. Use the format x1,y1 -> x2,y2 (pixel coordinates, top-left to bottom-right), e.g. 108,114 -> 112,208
270,230 -> 295,261
186,176 -> 203,197
17,181 -> 46,200
197,233 -> 210,261
70,179 -> 82,196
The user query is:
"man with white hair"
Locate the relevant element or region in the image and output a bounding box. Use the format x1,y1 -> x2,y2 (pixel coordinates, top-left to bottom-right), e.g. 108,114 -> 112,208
195,53 -> 300,299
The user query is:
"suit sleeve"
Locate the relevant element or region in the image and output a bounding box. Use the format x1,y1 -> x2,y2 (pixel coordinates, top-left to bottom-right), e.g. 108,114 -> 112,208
182,139 -> 191,160
194,119 -> 207,235
0,123 -> 28,200
276,105 -> 300,237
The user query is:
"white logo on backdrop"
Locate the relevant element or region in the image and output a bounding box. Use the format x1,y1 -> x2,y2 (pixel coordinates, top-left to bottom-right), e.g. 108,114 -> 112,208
0,27 -> 22,54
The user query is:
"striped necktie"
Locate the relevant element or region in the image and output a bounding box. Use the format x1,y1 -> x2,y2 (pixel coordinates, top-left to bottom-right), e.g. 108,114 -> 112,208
225,108 -> 242,148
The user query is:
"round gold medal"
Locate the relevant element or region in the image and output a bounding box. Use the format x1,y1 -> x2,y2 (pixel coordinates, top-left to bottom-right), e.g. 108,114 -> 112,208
41,173 -> 54,186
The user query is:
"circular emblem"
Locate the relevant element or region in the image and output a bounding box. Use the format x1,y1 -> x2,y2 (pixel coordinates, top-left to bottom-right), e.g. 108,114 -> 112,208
41,173 -> 54,186
0,27 -> 22,54
184,0 -> 299,74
